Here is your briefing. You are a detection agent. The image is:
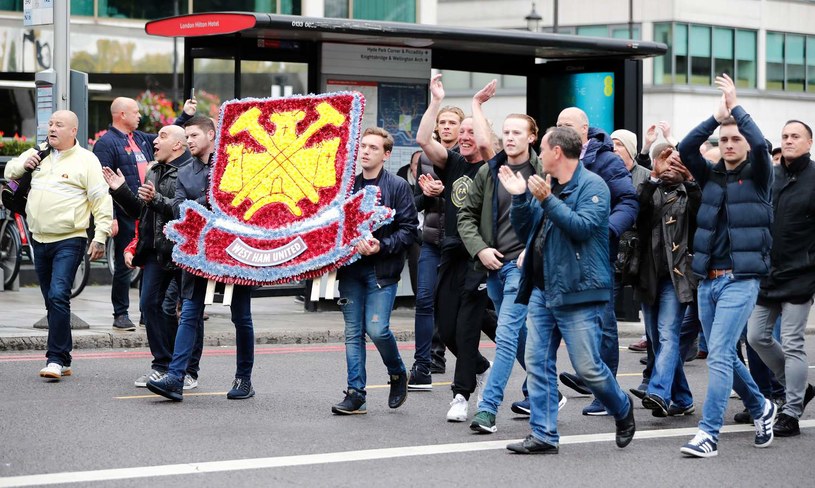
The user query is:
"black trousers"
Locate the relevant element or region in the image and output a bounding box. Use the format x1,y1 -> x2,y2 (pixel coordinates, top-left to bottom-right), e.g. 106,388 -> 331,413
435,245 -> 495,398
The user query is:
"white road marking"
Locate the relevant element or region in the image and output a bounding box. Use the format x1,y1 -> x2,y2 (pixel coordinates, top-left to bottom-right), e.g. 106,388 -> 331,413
2,421 -> 814,487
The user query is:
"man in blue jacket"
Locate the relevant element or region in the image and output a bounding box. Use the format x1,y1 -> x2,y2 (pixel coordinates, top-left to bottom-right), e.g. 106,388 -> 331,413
331,127 -> 418,415
678,74 -> 776,458
93,96 -> 195,331
554,107 -> 639,416
499,127 -> 635,454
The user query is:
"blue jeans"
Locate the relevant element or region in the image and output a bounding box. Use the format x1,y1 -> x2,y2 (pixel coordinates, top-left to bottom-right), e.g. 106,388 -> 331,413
168,278 -> 253,381
479,261 -> 528,414
641,279 -> 692,407
413,242 -> 440,369
600,275 -> 621,376
697,275 -> 765,441
526,288 -> 629,445
111,215 -> 135,317
339,267 -> 405,393
32,237 -> 86,367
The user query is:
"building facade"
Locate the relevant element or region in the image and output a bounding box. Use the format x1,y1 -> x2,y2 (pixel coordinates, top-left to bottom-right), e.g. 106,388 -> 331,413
437,0 -> 815,146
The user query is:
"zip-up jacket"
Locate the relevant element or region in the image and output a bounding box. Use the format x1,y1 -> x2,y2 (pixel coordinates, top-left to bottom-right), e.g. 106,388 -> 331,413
679,105 -> 773,279
457,149 -> 543,269
110,150 -> 193,270
338,169 -> 419,286
583,128 -> 639,262
5,142 -> 113,245
758,154 -> 815,304
93,112 -> 192,213
512,162 -> 613,307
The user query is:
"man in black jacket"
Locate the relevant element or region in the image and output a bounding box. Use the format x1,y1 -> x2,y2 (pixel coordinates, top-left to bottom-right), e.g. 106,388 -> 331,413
101,125 -> 194,388
331,127 -> 418,415
747,119 -> 815,437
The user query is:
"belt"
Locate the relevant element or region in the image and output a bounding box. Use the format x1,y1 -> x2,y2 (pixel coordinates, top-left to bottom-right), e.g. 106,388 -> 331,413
707,268 -> 732,279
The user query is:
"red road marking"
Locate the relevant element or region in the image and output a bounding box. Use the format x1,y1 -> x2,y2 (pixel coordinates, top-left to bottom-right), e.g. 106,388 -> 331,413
0,342 -> 498,363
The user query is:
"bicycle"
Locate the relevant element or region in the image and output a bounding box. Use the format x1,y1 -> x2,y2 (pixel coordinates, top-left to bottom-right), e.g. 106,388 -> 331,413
0,201 -> 89,297
0,205 -> 22,289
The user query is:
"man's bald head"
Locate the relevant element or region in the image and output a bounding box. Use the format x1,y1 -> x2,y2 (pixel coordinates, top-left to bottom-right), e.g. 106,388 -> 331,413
153,124 -> 188,163
47,110 -> 79,150
556,107 -> 590,143
110,97 -> 141,133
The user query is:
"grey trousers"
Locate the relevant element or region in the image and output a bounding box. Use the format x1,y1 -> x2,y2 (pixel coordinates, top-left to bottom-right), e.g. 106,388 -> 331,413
747,298 -> 812,418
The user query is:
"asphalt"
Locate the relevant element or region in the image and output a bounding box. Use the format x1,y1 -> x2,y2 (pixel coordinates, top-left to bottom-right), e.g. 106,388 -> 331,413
3,283 -> 815,352
0,284 -> 662,352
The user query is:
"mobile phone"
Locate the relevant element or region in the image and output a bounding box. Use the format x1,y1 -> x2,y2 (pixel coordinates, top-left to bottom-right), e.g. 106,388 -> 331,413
190,86 -> 195,100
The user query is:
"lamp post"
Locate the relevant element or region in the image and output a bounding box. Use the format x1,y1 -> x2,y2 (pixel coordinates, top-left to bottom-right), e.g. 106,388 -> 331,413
525,2 -> 542,32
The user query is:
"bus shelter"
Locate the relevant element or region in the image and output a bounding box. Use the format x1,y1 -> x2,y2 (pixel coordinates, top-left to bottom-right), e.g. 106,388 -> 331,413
145,12 -> 666,314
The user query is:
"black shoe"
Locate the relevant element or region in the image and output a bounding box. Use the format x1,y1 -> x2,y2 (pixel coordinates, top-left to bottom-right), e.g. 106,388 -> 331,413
226,378 -> 255,399
629,387 -> 647,400
407,365 -> 432,391
667,404 -> 695,416
146,374 -> 183,401
734,408 -> 752,424
429,360 -> 446,375
773,412 -> 800,437
113,314 -> 136,331
332,389 -> 367,415
615,396 -> 636,448
639,356 -> 648,365
559,372 -> 591,395
803,384 -> 815,413
388,372 -> 408,409
642,393 -> 668,418
507,435 -> 559,454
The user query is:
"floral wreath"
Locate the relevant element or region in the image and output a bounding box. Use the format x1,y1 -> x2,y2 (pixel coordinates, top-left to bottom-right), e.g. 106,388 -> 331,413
165,92 -> 393,285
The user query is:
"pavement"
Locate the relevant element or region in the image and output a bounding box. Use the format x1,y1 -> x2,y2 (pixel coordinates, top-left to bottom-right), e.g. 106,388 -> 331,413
3,284 -> 815,352
0,284 -> 658,352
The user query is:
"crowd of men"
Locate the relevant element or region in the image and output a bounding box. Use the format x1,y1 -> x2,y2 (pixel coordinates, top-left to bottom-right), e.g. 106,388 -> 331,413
7,72 -> 813,458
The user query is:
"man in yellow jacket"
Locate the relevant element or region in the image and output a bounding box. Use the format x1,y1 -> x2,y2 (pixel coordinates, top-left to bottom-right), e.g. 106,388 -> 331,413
4,110 -> 113,380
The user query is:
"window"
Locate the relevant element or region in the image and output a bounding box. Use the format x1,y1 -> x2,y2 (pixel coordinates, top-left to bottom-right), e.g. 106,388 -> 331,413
653,22 -> 756,88
766,31 -> 815,92
550,24 -> 641,40
352,0 -> 415,22
324,0 -> 348,18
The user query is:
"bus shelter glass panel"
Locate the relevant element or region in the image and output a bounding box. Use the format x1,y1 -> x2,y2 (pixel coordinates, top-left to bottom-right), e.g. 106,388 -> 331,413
193,58 -> 236,118
240,60 -> 308,100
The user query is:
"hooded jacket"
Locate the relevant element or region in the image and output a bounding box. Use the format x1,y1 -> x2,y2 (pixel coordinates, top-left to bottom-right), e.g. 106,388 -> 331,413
582,128 -> 639,262
457,149 -> 543,269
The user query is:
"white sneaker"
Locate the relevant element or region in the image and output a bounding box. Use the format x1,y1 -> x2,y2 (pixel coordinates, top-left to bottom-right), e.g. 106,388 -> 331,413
475,361 -> 492,406
447,394 -> 469,422
730,389 -> 740,399
39,362 -> 70,379
183,374 -> 198,390
134,369 -> 165,388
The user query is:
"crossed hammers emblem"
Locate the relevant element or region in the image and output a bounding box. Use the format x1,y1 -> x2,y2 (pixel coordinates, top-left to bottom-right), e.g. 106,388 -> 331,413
219,101 -> 347,219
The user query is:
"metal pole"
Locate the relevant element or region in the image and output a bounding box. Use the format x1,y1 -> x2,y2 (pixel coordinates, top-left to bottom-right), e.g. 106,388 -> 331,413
629,0 -> 634,39
553,0 -> 558,33
172,0 -> 180,108
53,0 -> 69,109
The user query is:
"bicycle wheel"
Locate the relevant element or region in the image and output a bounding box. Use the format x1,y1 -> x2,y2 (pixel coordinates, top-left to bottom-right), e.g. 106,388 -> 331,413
1,219 -> 22,289
70,251 -> 90,298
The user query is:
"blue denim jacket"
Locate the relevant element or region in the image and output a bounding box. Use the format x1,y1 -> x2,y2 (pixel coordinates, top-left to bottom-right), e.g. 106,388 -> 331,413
512,162 -> 613,308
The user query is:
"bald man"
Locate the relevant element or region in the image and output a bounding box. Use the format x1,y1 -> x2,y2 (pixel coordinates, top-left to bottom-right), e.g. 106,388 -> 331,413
102,124 -> 196,388
5,110 -> 113,380
93,96 -> 197,331
553,107 -> 639,416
